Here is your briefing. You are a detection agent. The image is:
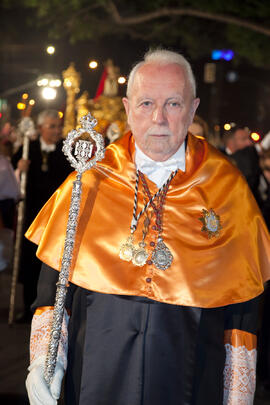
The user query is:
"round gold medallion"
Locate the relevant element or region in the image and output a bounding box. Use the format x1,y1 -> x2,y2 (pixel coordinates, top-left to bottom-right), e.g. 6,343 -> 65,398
132,247 -> 148,267
119,237 -> 135,262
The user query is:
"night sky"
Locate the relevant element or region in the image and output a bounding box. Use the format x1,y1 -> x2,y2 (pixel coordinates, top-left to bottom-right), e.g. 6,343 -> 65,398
1,4 -> 270,135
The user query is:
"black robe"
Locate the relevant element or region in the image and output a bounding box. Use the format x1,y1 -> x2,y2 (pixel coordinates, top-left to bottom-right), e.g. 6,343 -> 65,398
33,264 -> 260,405
12,139 -> 72,309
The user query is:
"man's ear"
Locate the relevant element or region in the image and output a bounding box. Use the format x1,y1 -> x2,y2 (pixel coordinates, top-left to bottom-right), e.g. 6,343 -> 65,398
189,98 -> 200,125
194,97 -> 200,109
192,98 -> 200,117
122,97 -> 130,118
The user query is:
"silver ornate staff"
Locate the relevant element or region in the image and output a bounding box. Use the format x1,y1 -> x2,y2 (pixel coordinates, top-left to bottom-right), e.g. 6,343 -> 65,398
44,113 -> 105,385
9,117 -> 35,325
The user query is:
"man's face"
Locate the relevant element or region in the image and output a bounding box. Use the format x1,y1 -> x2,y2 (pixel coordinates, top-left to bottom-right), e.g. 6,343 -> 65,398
39,116 -> 62,145
233,129 -> 252,152
123,63 -> 200,161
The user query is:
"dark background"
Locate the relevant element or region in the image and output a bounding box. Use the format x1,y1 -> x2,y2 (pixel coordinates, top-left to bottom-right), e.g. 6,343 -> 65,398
1,2 -> 270,137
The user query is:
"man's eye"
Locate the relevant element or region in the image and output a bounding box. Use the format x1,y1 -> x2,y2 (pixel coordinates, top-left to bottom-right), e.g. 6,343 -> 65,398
168,101 -> 181,107
141,101 -> 152,107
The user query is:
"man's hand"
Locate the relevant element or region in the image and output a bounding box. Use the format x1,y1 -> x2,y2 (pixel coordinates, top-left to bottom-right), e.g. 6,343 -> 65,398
17,158 -> 30,173
26,356 -> 64,405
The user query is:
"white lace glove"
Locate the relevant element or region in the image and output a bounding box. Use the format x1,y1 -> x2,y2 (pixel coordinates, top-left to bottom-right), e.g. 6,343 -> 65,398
26,307 -> 69,405
26,356 -> 64,405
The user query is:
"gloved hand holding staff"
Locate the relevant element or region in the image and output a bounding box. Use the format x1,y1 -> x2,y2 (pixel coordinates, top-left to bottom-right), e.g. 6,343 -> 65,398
26,113 -> 104,404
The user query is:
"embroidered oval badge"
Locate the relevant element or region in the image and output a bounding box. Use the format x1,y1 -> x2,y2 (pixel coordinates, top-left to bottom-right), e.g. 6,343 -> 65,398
199,208 -> 221,238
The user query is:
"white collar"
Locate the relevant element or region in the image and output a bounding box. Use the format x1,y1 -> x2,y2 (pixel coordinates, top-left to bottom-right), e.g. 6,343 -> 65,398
135,142 -> 186,188
40,137 -> 56,152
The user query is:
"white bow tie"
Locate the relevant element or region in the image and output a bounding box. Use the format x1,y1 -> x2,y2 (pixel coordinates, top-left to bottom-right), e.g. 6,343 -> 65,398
135,143 -> 185,188
137,158 -> 180,175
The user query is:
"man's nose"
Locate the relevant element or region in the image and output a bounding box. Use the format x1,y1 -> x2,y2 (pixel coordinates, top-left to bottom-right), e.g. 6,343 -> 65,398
152,106 -> 166,124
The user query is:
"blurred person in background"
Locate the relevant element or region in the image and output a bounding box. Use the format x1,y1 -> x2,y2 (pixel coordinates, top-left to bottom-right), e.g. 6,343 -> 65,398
0,145 -> 20,272
188,115 -> 221,147
222,125 -> 253,155
256,149 -> 270,397
221,125 -> 262,204
259,149 -> 270,226
188,114 -> 209,139
11,109 -> 72,322
0,121 -> 21,158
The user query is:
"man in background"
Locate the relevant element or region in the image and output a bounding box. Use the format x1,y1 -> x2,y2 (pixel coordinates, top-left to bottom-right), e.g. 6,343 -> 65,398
223,125 -> 253,155
12,109 -> 72,322
222,125 -> 261,203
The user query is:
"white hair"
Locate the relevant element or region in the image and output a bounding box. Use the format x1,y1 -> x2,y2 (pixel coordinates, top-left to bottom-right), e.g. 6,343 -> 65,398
126,49 -> 196,98
37,109 -> 60,126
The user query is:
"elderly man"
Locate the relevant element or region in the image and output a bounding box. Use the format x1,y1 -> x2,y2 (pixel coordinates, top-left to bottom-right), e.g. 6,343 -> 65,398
25,50 -> 270,404
12,109 -> 72,322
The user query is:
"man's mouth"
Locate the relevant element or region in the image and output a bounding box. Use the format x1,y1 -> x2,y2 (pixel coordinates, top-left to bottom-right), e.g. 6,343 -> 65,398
149,133 -> 168,137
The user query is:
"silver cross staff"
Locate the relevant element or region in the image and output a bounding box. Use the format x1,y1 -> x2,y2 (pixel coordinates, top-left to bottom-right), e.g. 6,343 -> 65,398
44,113 -> 105,385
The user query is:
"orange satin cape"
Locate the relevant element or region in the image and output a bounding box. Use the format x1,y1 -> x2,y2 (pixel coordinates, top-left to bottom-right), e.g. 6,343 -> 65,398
26,132 -> 270,308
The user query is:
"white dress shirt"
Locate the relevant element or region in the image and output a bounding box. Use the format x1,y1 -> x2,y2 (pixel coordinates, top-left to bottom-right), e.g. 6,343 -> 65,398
40,138 -> 56,153
135,142 -> 186,188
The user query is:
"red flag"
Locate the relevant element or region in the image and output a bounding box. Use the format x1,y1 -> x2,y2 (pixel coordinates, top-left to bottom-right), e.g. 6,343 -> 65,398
94,68 -> 108,100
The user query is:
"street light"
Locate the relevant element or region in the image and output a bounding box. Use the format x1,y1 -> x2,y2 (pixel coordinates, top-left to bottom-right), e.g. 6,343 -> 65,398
251,132 -> 261,142
17,102 -> 26,110
42,87 -> 57,100
37,74 -> 62,101
37,75 -> 61,88
89,60 -> 98,69
118,76 -> 126,84
49,79 -> 61,87
47,45 -> 55,55
37,78 -> 48,86
224,123 -> 231,131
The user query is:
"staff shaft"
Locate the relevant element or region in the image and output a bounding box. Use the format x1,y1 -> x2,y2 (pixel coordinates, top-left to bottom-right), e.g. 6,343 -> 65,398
8,134 -> 30,325
44,174 -> 82,385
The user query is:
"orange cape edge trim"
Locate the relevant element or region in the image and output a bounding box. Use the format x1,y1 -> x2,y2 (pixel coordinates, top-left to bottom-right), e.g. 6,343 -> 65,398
35,306 -> 71,316
224,329 -> 257,351
34,306 -> 54,315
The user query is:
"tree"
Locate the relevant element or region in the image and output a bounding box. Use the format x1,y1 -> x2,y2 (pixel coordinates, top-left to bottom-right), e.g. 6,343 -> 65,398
2,0 -> 270,66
